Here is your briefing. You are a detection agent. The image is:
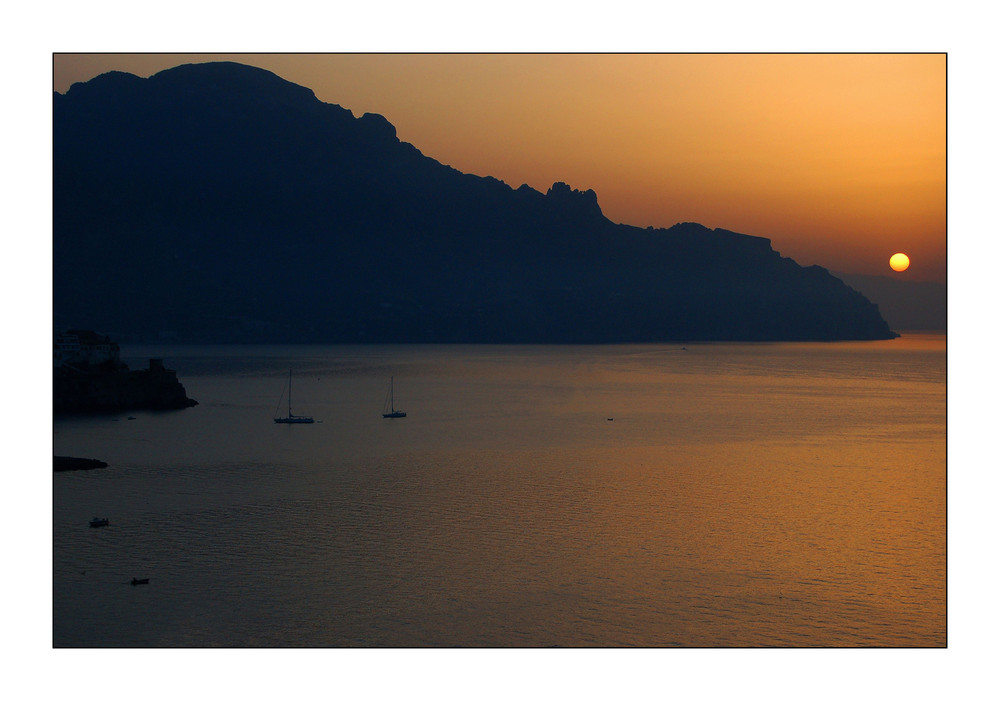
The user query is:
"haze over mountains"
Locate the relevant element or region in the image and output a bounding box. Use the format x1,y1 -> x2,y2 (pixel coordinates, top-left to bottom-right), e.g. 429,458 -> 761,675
834,273 -> 945,332
54,61 -> 900,343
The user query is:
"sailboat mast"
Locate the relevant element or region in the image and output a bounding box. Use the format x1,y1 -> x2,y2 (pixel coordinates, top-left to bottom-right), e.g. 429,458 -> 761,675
390,376 -> 394,412
288,369 -> 293,417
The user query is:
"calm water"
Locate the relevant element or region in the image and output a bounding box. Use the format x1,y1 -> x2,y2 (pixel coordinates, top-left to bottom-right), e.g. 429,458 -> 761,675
53,336 -> 946,647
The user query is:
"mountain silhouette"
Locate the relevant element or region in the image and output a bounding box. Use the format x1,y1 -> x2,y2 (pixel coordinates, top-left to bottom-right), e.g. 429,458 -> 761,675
54,61 -> 897,343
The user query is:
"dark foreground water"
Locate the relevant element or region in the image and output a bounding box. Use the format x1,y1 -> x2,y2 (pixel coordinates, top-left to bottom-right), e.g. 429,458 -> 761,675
53,336 -> 945,647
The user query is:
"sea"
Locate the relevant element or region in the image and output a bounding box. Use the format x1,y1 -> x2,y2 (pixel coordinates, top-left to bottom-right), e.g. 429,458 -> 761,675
52,335 -> 946,648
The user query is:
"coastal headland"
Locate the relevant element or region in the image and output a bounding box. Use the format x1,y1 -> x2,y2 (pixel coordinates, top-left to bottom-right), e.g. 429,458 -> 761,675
54,330 -> 197,414
54,358 -> 197,414
54,62 -> 898,343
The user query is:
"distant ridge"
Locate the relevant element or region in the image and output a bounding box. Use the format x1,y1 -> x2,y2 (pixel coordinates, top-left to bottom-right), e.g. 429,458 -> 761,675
836,273 -> 945,332
54,61 -> 896,343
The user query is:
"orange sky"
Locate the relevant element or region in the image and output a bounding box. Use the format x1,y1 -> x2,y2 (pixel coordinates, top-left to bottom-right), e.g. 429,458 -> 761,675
53,53 -> 946,282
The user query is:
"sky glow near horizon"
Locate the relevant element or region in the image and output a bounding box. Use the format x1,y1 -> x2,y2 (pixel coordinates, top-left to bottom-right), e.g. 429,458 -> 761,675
53,53 -> 946,283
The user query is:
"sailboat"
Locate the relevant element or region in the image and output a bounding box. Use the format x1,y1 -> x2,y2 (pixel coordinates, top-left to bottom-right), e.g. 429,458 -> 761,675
274,370 -> 315,423
382,376 -> 406,418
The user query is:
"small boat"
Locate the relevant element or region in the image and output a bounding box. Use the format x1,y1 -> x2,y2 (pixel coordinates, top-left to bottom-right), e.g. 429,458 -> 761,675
89,517 -> 109,528
382,376 -> 406,418
130,577 -> 150,586
274,369 -> 315,424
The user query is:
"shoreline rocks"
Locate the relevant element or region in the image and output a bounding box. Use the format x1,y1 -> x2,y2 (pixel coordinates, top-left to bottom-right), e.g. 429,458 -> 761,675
54,456 -> 109,472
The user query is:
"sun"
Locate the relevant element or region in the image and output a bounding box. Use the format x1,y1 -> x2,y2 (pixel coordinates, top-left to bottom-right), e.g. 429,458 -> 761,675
889,252 -> 910,272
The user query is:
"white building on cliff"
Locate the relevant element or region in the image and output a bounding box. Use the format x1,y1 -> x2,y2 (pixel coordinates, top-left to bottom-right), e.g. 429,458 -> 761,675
54,330 -> 122,367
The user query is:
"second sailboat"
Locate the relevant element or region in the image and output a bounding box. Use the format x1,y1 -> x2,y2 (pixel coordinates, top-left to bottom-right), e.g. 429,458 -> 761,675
382,376 -> 406,418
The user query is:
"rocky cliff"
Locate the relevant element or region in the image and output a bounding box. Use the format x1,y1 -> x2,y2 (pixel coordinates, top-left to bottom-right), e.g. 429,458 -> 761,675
54,360 -> 198,414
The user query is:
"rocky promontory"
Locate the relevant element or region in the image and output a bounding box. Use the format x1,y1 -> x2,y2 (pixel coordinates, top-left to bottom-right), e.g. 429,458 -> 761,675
54,358 -> 198,414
